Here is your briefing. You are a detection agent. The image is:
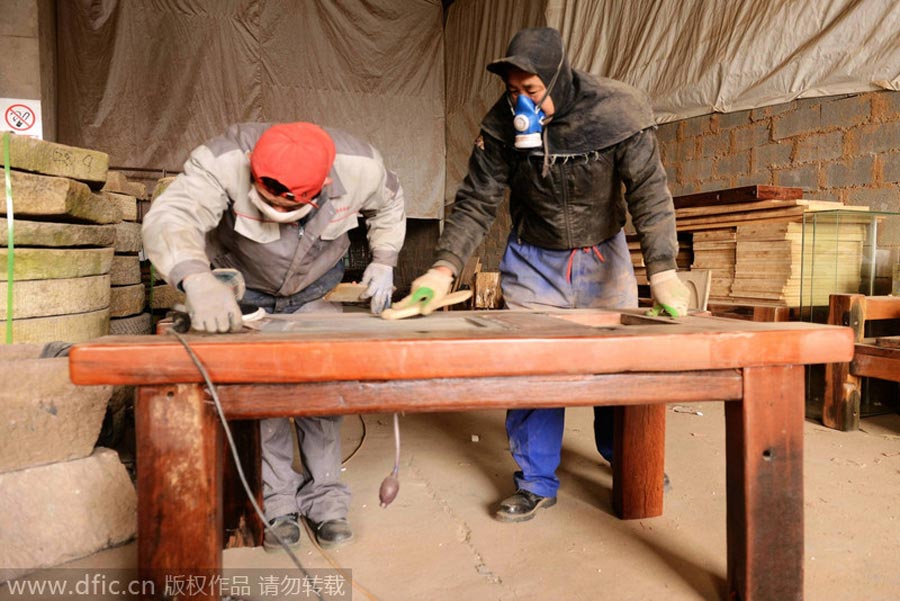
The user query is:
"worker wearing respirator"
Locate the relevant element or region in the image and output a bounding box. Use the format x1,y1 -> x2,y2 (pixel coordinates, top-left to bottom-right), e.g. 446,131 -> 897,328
143,122 -> 406,550
395,27 -> 689,522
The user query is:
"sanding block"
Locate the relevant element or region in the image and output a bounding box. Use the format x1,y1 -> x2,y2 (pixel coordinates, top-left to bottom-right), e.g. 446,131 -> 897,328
380,290 -> 473,320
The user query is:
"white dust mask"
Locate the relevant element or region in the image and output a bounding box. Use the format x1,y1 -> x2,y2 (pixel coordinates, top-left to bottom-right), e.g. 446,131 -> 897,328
248,187 -> 313,223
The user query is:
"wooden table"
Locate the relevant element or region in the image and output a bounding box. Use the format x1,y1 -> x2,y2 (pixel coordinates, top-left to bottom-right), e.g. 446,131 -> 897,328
823,294 -> 900,430
69,309 -> 853,601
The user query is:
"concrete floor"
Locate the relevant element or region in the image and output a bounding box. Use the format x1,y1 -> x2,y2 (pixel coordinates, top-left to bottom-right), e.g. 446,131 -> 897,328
4,404 -> 899,600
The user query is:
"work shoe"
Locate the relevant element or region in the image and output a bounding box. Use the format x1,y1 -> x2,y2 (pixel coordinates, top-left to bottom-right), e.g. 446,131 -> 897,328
493,489 -> 557,523
312,518 -> 354,550
263,513 -> 301,553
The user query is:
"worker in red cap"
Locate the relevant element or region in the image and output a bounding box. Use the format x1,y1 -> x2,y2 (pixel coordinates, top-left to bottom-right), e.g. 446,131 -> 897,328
143,122 -> 406,551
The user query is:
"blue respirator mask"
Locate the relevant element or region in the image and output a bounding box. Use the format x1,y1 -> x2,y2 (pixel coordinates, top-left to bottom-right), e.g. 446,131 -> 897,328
512,94 -> 546,149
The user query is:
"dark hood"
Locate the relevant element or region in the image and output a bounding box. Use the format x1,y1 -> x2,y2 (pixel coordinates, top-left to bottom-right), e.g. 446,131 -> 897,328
482,27 -> 656,154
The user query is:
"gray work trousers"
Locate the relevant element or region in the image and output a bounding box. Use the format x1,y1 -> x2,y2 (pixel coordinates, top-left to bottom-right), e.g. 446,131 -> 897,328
243,282 -> 352,523
260,415 -> 351,523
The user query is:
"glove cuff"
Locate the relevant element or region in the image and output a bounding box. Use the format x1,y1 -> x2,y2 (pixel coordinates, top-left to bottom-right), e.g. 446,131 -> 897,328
649,269 -> 678,286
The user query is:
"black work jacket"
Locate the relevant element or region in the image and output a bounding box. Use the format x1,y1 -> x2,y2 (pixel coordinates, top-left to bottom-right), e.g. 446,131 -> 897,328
435,126 -> 679,278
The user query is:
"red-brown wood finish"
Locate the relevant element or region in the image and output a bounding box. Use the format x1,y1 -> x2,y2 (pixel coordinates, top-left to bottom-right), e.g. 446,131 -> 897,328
852,343 -> 900,382
69,311 -> 852,386
136,385 -> 222,601
726,365 -> 805,601
612,403 -> 666,519
222,420 -> 263,548
68,309 -> 854,600
824,294 -> 900,430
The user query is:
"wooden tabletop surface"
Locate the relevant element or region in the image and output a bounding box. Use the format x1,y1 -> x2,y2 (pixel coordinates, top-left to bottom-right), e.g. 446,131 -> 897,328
69,309 -> 854,386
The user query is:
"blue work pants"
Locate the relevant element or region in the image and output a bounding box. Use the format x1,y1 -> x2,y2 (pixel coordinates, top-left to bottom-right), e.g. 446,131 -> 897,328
500,231 -> 638,498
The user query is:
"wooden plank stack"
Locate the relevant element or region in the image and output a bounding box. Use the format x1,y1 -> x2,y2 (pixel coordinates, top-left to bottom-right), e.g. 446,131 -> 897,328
628,233 -> 692,285
1,135 -> 116,342
675,185 -> 871,306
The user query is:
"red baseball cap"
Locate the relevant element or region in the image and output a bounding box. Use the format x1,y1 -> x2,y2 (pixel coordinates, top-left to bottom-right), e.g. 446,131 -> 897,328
250,123 -> 336,204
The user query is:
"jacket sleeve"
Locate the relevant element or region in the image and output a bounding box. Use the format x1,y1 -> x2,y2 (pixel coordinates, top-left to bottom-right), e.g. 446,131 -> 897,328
434,132 -> 514,275
359,151 -> 407,268
141,145 -> 232,288
615,128 -> 679,276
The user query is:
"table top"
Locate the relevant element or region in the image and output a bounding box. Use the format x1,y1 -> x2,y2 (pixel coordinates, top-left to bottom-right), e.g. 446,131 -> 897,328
69,309 -> 854,386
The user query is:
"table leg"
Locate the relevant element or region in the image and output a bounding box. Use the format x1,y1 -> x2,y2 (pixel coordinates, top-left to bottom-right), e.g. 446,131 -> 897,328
726,365 -> 804,601
612,403 -> 666,519
136,384 -> 223,600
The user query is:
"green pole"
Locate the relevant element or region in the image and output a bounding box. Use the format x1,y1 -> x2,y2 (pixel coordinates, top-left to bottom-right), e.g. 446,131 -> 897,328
3,133 -> 14,343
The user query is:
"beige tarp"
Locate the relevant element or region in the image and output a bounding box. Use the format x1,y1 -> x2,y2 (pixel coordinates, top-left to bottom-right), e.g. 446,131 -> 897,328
58,0 -> 900,218
546,0 -> 900,123
57,0 -> 445,219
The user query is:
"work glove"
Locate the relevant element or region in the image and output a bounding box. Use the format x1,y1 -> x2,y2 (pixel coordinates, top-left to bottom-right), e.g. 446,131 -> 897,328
393,268 -> 454,316
359,262 -> 394,314
182,271 -> 243,333
647,269 -> 691,318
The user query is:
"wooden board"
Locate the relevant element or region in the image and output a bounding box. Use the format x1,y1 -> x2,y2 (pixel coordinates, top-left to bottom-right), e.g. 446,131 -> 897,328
673,185 -> 803,209
675,199 -> 853,219
322,282 -> 367,302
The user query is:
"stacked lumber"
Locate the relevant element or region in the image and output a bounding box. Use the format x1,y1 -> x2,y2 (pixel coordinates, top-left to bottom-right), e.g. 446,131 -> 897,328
628,233 -> 692,285
102,171 -> 152,334
676,185 -> 871,306
730,221 -> 867,306
692,229 -> 737,299
0,135 -> 116,342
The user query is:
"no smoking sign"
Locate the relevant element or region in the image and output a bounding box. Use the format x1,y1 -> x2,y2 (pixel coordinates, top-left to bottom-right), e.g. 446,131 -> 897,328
1,98 -> 43,139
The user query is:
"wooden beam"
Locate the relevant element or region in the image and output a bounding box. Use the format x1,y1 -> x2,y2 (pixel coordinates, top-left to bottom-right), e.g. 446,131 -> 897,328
215,372 -> 744,419
726,365 -> 804,601
136,384 -> 222,599
673,185 -> 803,210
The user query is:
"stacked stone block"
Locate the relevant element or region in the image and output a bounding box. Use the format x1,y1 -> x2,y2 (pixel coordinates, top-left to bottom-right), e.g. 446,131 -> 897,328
0,135 -> 118,342
102,171 -> 152,335
0,344 -> 135,581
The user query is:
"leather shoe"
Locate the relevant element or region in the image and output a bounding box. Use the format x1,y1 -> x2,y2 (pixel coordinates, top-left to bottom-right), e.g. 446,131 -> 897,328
313,518 -> 354,549
263,513 -> 301,553
494,489 -> 557,523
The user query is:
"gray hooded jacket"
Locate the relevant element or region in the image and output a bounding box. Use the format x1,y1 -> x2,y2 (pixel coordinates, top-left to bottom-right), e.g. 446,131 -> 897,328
435,27 -> 678,278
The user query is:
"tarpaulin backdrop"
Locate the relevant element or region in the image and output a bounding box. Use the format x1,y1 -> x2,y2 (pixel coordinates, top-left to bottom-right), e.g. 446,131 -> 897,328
443,0 -> 900,205
57,0 -> 445,218
59,0 -> 900,217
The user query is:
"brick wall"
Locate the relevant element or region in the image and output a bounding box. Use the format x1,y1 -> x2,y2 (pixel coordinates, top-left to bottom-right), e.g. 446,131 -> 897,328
658,91 -> 900,246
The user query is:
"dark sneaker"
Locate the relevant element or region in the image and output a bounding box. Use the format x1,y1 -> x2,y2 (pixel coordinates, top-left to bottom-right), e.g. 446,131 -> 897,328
263,513 -> 301,553
494,489 -> 557,523
312,518 -> 354,550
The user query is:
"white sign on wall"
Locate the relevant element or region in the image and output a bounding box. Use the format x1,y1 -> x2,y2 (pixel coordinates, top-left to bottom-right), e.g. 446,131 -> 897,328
1,98 -> 43,139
